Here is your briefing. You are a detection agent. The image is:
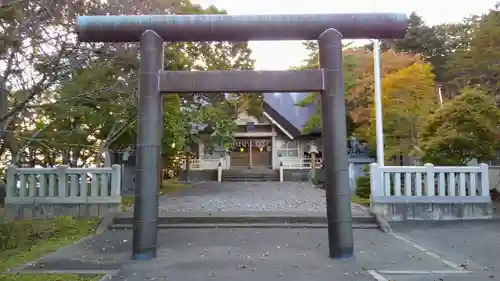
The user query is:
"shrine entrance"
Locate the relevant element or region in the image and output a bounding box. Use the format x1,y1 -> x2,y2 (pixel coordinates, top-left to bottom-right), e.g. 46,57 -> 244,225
231,138 -> 272,168
76,12 -> 407,261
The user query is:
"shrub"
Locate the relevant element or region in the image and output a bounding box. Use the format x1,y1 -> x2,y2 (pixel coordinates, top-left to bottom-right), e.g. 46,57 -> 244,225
355,165 -> 371,199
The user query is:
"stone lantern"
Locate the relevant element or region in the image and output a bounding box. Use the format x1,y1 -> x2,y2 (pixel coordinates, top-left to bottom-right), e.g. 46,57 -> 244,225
309,143 -> 319,179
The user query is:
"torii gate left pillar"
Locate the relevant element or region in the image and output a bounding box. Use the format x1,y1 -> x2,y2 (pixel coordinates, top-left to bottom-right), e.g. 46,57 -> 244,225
76,13 -> 408,261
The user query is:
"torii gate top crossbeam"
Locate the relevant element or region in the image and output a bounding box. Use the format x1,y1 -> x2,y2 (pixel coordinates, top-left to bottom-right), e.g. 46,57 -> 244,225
76,13 -> 408,42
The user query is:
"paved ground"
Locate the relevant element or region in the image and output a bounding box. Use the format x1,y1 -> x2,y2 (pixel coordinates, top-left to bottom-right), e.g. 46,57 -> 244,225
150,181 -> 368,217
15,220 -> 500,280
387,220 -> 500,280
13,182 -> 500,280
14,228 -> 462,280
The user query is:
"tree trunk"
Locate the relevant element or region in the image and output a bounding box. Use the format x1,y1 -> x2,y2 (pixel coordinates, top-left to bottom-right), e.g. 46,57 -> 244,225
185,151 -> 191,183
311,152 -> 316,179
63,149 -> 71,165
71,147 -> 81,167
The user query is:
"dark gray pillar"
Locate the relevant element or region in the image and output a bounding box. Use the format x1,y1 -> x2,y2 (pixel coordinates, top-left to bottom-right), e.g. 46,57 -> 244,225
132,30 -> 164,260
318,28 -> 354,259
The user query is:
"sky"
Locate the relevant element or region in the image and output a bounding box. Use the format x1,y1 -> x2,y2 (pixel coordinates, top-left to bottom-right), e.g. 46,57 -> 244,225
192,0 -> 498,70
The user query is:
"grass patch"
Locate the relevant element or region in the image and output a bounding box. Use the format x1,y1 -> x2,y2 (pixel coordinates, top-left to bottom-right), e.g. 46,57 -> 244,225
0,215 -> 102,281
0,274 -> 101,281
121,178 -> 188,209
351,195 -> 370,207
159,178 -> 188,196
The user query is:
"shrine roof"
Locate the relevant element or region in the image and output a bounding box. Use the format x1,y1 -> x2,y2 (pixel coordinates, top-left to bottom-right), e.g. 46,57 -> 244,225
262,92 -> 317,138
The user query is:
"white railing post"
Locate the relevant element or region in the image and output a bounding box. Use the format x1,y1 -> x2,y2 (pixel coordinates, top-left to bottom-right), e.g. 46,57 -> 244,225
480,163 -> 489,196
56,165 -> 69,197
424,163 -> 435,196
370,163 -> 381,198
111,165 -> 121,197
279,162 -> 283,182
69,173 -> 78,200
217,161 -> 222,182
5,165 -> 17,199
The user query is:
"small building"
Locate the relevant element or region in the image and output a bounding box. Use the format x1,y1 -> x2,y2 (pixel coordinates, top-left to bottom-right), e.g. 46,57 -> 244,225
181,92 -> 373,185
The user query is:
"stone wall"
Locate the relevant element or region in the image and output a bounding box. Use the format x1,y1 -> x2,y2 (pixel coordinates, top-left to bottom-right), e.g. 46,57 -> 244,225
121,164 -> 136,196
5,203 -> 120,220
179,170 -> 217,182
282,169 -> 310,181
489,166 -> 500,191
371,198 -> 492,221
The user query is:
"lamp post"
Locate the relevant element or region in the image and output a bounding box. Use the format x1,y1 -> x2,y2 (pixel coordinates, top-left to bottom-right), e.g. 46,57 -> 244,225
373,39 -> 385,166
371,0 -> 385,166
437,84 -> 444,106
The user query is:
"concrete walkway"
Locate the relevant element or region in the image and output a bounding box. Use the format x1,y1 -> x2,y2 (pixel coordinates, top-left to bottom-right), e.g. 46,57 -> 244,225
125,181 -> 369,217
11,183 -> 500,280
14,228 -> 469,281
14,220 -> 500,280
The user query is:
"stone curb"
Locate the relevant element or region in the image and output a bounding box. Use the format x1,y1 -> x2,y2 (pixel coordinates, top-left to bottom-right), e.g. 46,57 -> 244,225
97,212 -> 119,235
112,215 -> 375,225
371,211 -> 392,233
108,222 -> 379,230
351,202 -> 392,233
99,270 -> 119,281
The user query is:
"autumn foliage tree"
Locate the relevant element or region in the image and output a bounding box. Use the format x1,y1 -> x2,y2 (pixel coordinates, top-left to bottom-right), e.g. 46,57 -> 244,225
371,62 -> 438,161
294,44 -> 426,140
418,88 -> 500,165
348,49 -> 424,139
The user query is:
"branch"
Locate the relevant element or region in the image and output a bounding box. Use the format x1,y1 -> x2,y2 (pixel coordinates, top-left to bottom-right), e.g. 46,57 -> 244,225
0,43 -> 78,123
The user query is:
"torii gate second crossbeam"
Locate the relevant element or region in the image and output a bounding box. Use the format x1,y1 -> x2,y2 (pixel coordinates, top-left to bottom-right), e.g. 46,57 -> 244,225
76,13 -> 408,261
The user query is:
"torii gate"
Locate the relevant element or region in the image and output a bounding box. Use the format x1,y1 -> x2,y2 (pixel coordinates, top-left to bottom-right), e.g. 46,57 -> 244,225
76,13 -> 408,261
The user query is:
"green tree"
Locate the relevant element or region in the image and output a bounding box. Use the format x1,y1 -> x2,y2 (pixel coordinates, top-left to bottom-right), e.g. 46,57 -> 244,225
366,12 -> 477,89
446,7 -> 500,100
418,88 -> 500,165
294,42 -> 358,135
1,0 -> 256,172
163,94 -> 185,173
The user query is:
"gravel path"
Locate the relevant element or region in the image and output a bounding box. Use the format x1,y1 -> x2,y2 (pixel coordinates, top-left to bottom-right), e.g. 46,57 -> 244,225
156,182 -> 369,217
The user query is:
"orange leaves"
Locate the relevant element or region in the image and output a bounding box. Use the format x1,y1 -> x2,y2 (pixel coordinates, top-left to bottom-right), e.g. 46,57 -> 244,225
346,48 -> 427,137
382,63 -> 436,105
343,46 -> 438,159
377,61 -> 438,159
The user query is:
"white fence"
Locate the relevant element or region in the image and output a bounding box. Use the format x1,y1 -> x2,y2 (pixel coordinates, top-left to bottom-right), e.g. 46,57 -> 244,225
370,163 -> 492,221
4,165 -> 121,219
181,158 -> 220,170
183,157 -> 322,170
280,158 -> 322,169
